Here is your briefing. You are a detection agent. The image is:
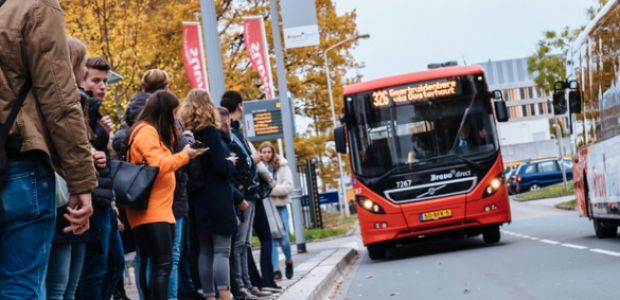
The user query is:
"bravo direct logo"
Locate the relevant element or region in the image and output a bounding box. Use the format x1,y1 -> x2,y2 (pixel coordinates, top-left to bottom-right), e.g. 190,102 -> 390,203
430,169 -> 472,182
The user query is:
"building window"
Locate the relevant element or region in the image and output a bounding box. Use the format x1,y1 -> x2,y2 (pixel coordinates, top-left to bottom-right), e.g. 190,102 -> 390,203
547,102 -> 553,114
522,105 -> 528,117
538,103 -> 544,115
503,89 -> 510,101
530,103 -> 536,116
528,87 -> 534,99
519,88 -> 525,99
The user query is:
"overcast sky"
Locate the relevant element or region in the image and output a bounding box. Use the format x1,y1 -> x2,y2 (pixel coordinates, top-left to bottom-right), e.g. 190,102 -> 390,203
334,0 -> 593,81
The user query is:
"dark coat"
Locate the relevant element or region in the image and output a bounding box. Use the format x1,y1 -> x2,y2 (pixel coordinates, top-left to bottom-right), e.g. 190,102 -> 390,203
125,91 -> 151,126
172,120 -> 191,218
189,126 -> 237,236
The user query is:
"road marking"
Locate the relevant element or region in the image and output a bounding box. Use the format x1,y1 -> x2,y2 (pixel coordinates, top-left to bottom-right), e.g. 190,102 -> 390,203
590,248 -> 620,257
561,243 -> 588,250
530,237 -> 540,240
521,235 -> 531,239
540,239 -> 560,245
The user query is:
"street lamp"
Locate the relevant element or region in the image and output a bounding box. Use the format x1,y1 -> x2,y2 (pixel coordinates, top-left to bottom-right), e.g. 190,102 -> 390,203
324,33 -> 370,216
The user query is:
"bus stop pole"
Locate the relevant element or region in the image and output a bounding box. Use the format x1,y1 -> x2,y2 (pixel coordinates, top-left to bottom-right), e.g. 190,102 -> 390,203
269,0 -> 306,253
198,0 -> 226,104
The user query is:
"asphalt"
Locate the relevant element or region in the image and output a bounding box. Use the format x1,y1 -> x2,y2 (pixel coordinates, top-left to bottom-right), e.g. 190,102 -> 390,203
333,196 -> 620,300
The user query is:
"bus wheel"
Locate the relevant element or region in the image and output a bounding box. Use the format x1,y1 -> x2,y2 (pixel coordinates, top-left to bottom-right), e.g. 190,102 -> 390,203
483,225 -> 501,244
593,219 -> 618,238
367,244 -> 386,260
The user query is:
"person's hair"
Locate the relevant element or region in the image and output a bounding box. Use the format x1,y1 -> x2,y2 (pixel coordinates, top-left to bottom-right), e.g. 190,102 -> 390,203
220,90 -> 243,114
258,141 -> 280,171
217,107 -> 230,118
178,88 -> 219,132
66,37 -> 87,83
130,90 -> 180,150
141,69 -> 169,93
85,56 -> 111,72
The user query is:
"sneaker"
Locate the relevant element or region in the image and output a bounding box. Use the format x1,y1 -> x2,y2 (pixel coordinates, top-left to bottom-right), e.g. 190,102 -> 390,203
262,286 -> 283,293
273,269 -> 283,281
250,287 -> 272,298
238,288 -> 258,300
285,261 -> 294,279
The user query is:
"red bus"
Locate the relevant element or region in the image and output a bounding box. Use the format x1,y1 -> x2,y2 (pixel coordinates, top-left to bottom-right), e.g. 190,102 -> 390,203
334,65 -> 512,259
564,0 -> 620,238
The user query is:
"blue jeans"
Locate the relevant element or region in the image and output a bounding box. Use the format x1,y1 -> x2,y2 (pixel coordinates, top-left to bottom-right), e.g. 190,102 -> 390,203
178,216 -> 195,294
169,216 -> 185,299
103,220 -> 125,300
0,160 -> 55,300
46,243 -> 86,300
79,206 -> 113,300
233,200 -> 256,290
271,206 -> 292,270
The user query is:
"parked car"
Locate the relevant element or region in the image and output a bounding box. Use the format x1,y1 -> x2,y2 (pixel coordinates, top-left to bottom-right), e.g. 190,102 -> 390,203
513,159 -> 572,193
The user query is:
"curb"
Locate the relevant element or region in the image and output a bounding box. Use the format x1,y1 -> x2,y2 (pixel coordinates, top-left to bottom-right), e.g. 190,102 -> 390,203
278,248 -> 358,300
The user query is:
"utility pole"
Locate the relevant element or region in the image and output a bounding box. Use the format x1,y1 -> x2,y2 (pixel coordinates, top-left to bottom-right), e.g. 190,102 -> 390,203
269,0 -> 306,253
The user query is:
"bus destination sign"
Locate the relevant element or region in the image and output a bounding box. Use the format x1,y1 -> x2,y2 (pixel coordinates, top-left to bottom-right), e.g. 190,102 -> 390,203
243,98 -> 285,142
372,79 -> 461,108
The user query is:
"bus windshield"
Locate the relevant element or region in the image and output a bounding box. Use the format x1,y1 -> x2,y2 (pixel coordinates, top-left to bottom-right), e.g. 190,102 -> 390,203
345,75 -> 499,178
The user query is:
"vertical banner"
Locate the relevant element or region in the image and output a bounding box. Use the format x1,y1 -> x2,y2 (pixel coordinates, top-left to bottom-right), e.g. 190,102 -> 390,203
182,22 -> 209,90
281,0 -> 320,49
243,16 -> 275,99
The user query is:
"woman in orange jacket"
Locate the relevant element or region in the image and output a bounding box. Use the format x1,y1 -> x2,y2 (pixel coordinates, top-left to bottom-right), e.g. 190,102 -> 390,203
125,91 -> 206,300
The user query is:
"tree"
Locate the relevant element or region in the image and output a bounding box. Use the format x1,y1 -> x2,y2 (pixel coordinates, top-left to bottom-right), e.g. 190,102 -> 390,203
63,0 -> 361,190
528,0 -> 608,92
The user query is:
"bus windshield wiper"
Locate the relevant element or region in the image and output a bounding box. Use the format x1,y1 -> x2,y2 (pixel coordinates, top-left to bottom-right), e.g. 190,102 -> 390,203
368,164 -> 414,185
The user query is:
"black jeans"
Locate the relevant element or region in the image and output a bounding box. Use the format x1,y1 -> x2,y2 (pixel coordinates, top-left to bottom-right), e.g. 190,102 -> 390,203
134,222 -> 174,300
250,199 -> 277,288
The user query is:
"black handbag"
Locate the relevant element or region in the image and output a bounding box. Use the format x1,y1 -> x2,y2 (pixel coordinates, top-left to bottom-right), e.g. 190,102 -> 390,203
110,125 -> 159,209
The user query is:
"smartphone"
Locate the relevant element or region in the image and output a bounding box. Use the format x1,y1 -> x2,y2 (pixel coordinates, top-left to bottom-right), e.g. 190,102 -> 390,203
191,141 -> 206,149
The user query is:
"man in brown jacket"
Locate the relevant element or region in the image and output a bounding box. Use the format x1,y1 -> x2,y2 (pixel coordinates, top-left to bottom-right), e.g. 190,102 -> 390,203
0,0 -> 98,299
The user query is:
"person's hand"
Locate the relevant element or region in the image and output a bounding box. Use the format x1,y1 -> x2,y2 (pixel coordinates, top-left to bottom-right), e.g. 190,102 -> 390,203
100,115 -> 114,134
117,218 -> 125,232
251,152 -> 261,164
183,144 -> 207,159
226,155 -> 238,166
238,200 -> 249,211
63,193 -> 94,235
92,150 -> 106,168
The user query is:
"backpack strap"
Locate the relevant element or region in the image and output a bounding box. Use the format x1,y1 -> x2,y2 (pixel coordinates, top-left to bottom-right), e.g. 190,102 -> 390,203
0,79 -> 31,145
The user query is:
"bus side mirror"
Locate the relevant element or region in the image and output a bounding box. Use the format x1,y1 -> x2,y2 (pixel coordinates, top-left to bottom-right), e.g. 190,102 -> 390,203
568,81 -> 581,114
553,81 -> 567,115
494,100 -> 509,122
334,126 -> 347,154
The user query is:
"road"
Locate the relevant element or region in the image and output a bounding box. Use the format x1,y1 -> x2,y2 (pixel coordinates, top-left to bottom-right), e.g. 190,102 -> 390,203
334,197 -> 620,300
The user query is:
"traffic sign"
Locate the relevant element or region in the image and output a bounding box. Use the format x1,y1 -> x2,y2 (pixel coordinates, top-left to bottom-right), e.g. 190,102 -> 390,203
301,191 -> 339,207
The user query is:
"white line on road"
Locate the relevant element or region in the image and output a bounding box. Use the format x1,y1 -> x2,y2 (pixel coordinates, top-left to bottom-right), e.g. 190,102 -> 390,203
521,235 -> 531,239
590,248 -> 620,257
540,239 -> 560,245
530,237 -> 540,240
561,243 -> 588,250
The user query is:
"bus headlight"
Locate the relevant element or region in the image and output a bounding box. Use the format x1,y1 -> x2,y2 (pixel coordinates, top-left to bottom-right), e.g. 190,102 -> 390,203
356,196 -> 385,214
483,176 -> 504,198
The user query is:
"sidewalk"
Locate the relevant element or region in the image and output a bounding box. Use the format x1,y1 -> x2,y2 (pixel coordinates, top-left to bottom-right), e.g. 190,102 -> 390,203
124,225 -> 361,299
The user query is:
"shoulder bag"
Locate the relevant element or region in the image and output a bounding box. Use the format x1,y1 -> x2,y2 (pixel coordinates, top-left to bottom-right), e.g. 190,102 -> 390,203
110,125 -> 159,209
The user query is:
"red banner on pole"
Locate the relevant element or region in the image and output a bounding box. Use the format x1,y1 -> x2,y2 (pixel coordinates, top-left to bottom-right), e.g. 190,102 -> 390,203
243,17 -> 275,99
182,22 -> 209,90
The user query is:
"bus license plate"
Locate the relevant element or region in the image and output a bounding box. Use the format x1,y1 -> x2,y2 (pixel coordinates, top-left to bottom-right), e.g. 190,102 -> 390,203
420,209 -> 452,222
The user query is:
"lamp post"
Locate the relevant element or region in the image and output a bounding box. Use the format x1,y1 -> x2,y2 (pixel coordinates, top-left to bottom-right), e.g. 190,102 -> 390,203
548,99 -> 568,191
324,34 -> 370,216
